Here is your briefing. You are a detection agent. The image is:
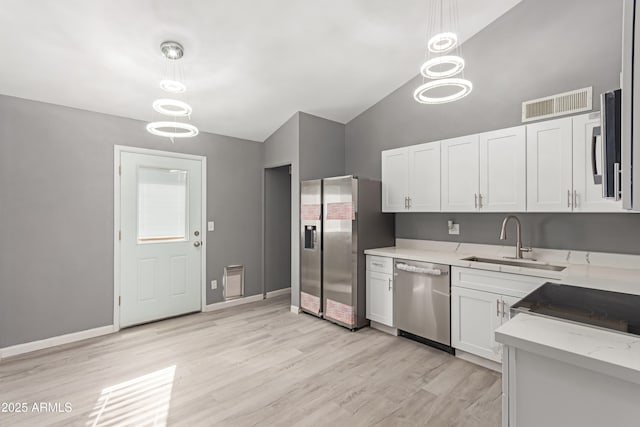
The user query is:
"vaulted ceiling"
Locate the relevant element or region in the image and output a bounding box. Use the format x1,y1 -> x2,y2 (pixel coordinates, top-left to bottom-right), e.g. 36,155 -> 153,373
0,0 -> 521,141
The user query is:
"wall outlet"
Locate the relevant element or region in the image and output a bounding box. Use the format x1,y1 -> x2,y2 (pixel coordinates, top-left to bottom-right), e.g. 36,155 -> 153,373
448,221 -> 460,235
211,280 -> 217,290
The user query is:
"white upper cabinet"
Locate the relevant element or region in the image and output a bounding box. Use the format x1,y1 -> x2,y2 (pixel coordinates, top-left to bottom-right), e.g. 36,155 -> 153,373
526,117 -> 573,212
479,126 -> 527,212
381,147 -> 409,212
572,113 -> 624,212
408,142 -> 441,211
441,135 -> 480,212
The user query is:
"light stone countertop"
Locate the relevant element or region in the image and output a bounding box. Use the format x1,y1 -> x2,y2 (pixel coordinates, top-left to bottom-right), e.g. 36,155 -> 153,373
495,313 -> 640,384
364,239 -> 640,295
366,239 -> 640,377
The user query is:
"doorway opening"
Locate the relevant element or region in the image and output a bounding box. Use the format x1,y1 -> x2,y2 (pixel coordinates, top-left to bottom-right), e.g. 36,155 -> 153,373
264,165 -> 292,296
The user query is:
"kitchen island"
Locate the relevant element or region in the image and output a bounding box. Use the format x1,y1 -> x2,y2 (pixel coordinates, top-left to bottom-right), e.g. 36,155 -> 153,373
495,313 -> 640,427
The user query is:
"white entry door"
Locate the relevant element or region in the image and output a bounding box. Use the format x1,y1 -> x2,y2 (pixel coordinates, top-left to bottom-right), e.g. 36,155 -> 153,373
119,150 -> 203,328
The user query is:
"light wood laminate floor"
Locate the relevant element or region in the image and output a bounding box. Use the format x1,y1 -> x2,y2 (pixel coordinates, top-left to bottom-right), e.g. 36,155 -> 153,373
0,295 -> 501,426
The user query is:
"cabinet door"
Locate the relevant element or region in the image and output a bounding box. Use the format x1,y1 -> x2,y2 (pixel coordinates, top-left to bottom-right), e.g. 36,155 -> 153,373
366,270 -> 393,327
451,286 -> 502,362
441,135 -> 480,212
408,142 -> 441,212
572,113 -> 624,212
381,148 -> 409,212
479,126 -> 527,212
526,118 -> 573,212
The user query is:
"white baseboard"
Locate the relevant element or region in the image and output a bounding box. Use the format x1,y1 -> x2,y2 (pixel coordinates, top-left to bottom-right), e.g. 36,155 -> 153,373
290,305 -> 300,314
0,325 -> 115,361
456,350 -> 502,372
266,287 -> 291,298
203,294 -> 264,312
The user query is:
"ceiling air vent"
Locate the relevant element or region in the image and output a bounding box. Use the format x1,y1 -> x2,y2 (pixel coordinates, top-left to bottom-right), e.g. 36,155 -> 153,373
522,87 -> 593,122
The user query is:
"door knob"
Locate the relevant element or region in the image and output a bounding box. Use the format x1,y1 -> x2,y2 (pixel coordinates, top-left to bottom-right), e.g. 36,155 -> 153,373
194,241 -> 201,247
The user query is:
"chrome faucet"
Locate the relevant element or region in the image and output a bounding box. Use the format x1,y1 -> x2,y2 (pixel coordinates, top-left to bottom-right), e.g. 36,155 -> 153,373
499,215 -> 532,259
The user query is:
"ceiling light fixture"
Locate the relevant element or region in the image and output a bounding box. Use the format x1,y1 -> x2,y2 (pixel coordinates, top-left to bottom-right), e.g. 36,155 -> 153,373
147,41 -> 198,141
152,99 -> 193,117
414,0 -> 472,105
420,55 -> 465,79
159,79 -> 186,94
413,78 -> 473,104
146,121 -> 199,138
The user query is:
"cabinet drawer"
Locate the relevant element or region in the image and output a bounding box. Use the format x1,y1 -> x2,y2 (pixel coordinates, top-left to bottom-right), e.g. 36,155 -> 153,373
366,255 -> 393,274
452,267 -> 547,298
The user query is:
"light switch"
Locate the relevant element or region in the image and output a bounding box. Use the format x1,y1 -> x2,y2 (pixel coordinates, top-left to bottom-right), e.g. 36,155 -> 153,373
211,280 -> 217,290
208,221 -> 215,232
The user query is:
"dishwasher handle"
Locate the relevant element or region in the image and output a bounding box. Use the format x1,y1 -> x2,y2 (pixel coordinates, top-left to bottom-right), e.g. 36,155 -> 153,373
395,263 -> 447,276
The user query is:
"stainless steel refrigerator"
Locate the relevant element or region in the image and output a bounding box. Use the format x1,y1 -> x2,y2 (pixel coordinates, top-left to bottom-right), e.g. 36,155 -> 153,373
300,176 -> 394,329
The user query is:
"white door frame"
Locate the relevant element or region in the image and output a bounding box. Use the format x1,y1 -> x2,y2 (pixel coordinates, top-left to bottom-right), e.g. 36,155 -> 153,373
113,145 -> 207,332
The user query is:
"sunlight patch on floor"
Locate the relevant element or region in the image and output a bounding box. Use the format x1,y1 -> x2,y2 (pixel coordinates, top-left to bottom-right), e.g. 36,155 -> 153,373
88,365 -> 176,427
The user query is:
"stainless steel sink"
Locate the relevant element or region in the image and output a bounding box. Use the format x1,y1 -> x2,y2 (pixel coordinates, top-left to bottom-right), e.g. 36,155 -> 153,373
462,256 -> 567,272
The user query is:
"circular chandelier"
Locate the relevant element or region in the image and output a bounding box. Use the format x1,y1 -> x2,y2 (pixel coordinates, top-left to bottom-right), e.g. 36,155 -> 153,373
147,41 -> 198,141
146,121 -> 199,138
414,0 -> 472,105
413,78 -> 473,104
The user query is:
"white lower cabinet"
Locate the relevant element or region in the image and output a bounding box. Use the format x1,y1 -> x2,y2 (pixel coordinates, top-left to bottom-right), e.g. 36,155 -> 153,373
366,256 -> 394,327
451,267 -> 547,363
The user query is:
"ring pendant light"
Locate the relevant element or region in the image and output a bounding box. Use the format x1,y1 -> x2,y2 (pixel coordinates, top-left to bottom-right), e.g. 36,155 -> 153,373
414,0 -> 473,105
147,41 -> 198,141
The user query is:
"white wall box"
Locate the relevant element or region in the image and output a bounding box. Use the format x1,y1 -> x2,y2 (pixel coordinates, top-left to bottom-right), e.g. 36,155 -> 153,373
451,267 -> 547,362
526,117 -> 574,212
365,255 -> 394,327
441,135 -> 480,212
381,142 -> 441,212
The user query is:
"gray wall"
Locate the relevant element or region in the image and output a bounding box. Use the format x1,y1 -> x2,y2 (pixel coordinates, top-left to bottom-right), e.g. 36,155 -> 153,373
263,113 -> 300,306
263,111 -> 346,308
264,165 -> 292,292
0,95 -> 263,348
299,112 -> 345,180
345,0 -> 640,255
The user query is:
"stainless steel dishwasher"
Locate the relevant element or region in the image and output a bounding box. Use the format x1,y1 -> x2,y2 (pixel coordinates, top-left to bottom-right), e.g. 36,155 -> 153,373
394,259 -> 452,353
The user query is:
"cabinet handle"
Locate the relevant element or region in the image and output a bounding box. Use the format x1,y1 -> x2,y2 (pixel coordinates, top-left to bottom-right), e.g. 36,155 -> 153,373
496,299 -> 501,317
567,190 -> 572,208
372,262 -> 384,267
502,300 -> 507,319
408,197 -> 412,209
478,194 -> 483,209
573,190 -> 578,208
388,278 -> 392,291
405,196 -> 409,209
474,193 -> 478,209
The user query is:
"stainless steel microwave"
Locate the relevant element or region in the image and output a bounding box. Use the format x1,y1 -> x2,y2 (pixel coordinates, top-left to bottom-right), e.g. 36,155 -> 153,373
593,89 -> 622,200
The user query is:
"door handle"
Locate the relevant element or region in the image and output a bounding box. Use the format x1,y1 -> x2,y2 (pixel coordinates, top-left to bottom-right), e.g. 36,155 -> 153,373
591,126 -> 603,184
194,241 -> 202,247
496,299 -> 501,317
502,300 -> 507,319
